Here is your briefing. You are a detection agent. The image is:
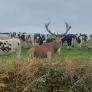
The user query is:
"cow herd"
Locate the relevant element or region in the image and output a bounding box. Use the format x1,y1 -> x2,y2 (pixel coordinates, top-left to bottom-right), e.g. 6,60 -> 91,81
0,22 -> 92,59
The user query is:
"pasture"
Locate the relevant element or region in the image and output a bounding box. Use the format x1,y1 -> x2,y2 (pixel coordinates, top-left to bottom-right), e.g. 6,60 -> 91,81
0,44 -> 92,92
0,44 -> 92,64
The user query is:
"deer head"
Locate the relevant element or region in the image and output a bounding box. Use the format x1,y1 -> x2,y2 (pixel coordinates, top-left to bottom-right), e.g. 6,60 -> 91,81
45,22 -> 71,42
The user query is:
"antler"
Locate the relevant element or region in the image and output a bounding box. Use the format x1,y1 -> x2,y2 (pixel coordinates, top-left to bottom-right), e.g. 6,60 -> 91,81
45,22 -> 71,39
61,22 -> 71,39
45,22 -> 57,37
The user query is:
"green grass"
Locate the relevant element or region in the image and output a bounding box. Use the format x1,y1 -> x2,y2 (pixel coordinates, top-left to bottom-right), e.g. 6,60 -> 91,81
60,46 -> 92,62
21,47 -> 29,61
0,45 -> 92,64
0,44 -> 91,92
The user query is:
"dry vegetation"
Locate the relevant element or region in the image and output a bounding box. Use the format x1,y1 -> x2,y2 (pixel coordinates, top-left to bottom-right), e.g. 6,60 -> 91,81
0,58 -> 92,92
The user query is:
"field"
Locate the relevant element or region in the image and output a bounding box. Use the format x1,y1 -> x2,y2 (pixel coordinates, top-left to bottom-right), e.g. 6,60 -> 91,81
61,46 -> 92,61
0,45 -> 92,63
0,44 -> 92,92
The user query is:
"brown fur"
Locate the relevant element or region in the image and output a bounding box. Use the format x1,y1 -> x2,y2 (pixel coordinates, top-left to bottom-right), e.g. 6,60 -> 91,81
29,22 -> 71,59
29,39 -> 60,58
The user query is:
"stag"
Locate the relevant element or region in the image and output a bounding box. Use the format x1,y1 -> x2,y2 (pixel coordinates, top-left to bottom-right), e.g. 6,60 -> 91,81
29,22 -> 71,59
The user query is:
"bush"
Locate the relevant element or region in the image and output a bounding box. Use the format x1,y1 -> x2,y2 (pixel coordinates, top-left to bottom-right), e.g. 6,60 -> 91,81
0,59 -> 91,92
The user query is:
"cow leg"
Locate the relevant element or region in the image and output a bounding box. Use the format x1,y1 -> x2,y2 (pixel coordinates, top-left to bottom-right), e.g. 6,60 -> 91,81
69,41 -> 72,48
67,41 -> 70,48
79,41 -> 82,48
72,39 -> 75,47
67,41 -> 71,48
62,41 -> 64,46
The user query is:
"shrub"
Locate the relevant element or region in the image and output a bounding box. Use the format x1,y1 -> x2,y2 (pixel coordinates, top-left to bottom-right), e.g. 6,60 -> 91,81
0,59 -> 91,92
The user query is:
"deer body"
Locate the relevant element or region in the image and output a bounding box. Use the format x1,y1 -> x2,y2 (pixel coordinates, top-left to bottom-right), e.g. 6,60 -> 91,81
29,40 -> 61,58
29,22 -> 71,59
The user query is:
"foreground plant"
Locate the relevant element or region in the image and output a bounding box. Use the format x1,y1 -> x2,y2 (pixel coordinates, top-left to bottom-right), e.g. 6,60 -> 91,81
0,59 -> 91,92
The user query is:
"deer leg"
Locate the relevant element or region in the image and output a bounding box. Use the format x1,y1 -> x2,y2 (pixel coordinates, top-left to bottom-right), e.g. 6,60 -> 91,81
47,51 -> 52,61
58,47 -> 61,55
28,48 -> 35,61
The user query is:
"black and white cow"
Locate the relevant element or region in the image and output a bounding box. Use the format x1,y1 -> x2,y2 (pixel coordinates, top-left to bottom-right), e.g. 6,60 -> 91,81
34,34 -> 45,45
0,38 -> 21,57
46,34 -> 55,43
76,34 -> 88,47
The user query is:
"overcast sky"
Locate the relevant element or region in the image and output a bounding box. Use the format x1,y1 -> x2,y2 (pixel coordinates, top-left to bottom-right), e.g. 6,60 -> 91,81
0,0 -> 92,34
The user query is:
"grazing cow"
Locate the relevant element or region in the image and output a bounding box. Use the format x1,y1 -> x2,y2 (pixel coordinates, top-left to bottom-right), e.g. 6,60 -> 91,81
76,34 -> 88,47
17,32 -> 32,47
29,22 -> 71,59
32,34 -> 45,45
37,34 -> 45,45
10,32 -> 17,38
0,38 -> 21,58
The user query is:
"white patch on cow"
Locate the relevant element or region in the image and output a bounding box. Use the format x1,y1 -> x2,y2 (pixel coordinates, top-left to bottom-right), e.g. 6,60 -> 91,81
0,38 -> 21,58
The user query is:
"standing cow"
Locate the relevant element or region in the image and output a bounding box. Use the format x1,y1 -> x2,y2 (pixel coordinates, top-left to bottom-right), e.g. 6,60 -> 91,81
61,34 -> 75,48
0,38 -> 21,58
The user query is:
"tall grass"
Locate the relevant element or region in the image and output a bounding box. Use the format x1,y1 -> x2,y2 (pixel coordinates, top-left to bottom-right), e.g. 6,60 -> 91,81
0,44 -> 92,92
0,58 -> 91,92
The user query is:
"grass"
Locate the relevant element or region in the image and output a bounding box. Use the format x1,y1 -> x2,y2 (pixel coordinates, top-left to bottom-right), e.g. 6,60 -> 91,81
0,44 -> 92,92
60,46 -> 92,62
0,58 -> 91,92
0,44 -> 92,64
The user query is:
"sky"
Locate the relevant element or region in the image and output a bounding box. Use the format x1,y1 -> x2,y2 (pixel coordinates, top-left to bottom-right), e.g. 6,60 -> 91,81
0,0 -> 92,34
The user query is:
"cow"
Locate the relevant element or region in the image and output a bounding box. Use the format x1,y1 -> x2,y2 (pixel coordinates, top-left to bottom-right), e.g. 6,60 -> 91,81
61,34 -> 76,48
76,33 -> 88,47
0,38 -> 21,58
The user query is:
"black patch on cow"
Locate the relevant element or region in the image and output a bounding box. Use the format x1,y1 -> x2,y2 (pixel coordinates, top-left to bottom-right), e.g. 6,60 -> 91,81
46,38 -> 55,43
4,43 -> 6,45
5,47 -> 11,52
0,46 -> 11,52
0,42 -> 3,46
21,34 -> 25,41
18,42 -> 20,46
8,43 -> 12,46
77,37 -> 81,43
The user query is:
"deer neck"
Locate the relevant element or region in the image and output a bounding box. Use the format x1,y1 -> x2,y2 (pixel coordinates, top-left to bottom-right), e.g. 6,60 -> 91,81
53,39 -> 61,49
